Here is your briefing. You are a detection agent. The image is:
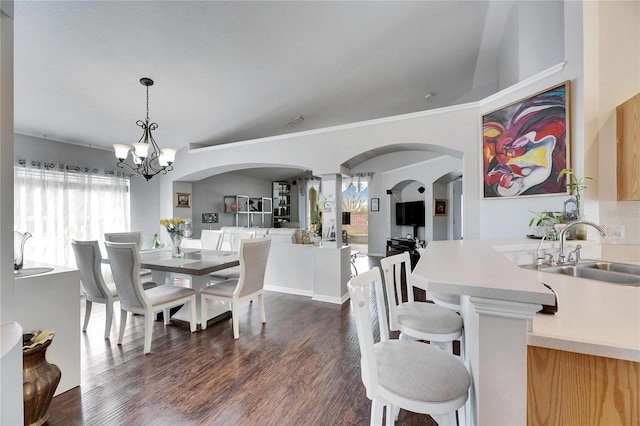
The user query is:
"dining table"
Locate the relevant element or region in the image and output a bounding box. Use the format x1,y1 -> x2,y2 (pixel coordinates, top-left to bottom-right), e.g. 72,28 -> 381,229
106,247 -> 239,326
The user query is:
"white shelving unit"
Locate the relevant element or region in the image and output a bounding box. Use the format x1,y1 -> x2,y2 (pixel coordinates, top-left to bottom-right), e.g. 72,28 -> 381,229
224,195 -> 272,228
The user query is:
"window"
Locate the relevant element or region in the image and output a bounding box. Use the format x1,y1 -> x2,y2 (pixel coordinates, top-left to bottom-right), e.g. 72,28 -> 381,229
14,165 -> 130,268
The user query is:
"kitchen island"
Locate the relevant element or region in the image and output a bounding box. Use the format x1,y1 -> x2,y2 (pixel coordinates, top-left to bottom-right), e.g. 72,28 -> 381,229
413,238 -> 639,426
521,255 -> 639,426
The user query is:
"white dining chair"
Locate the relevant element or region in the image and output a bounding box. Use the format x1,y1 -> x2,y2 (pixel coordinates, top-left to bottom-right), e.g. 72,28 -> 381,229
380,252 -> 464,358
200,237 -> 271,339
201,229 -> 224,250
349,267 -> 471,425
210,230 -> 256,281
230,231 -> 256,251
72,240 -> 157,339
105,241 -> 197,354
104,231 -> 154,282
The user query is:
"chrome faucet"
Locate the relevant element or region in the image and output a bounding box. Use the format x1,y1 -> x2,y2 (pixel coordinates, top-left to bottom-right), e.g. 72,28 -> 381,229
558,220 -> 607,264
536,234 -> 547,268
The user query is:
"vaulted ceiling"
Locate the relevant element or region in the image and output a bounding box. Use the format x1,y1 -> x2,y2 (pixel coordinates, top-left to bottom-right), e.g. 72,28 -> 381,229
13,1 -> 515,154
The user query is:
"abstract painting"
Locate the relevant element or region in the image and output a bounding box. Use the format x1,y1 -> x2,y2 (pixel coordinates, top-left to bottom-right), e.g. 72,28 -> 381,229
482,82 -> 570,198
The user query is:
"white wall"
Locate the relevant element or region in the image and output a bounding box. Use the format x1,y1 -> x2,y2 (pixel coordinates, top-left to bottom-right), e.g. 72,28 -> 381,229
585,1 -> 640,255
190,172 -> 273,237
499,0 -> 565,89
432,182 -> 448,241
0,2 -> 23,424
152,3 -> 576,246
367,154 -> 463,256
11,3 -> 601,251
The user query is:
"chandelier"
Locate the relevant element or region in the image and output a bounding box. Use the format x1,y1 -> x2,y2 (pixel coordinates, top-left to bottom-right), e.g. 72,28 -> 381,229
113,77 -> 176,181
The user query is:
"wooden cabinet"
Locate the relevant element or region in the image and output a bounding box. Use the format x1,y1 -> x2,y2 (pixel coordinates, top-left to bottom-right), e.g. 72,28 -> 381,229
527,346 -> 638,425
616,92 -> 640,200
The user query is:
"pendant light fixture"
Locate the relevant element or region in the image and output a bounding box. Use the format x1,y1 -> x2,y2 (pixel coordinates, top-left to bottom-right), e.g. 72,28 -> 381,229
113,77 -> 176,181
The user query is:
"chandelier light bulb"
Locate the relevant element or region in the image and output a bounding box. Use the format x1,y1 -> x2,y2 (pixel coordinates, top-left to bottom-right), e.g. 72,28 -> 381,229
133,142 -> 149,159
113,144 -> 131,161
161,148 -> 176,164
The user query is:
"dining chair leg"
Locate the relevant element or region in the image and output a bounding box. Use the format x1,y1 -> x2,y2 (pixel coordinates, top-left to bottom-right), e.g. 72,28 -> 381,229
163,308 -> 170,326
385,404 -> 394,426
82,299 -> 92,332
200,296 -> 208,330
259,293 -> 266,323
391,404 -> 400,421
232,303 -> 240,339
371,398 -> 384,426
144,313 -> 153,354
189,298 -> 197,333
118,310 -> 127,345
104,301 -> 114,339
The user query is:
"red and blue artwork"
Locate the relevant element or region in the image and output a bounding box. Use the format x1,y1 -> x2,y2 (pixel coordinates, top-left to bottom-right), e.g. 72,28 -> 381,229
483,82 -> 569,198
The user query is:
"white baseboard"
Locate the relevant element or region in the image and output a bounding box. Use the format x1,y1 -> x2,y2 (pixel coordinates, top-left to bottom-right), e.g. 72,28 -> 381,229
264,285 -> 313,298
311,292 -> 350,305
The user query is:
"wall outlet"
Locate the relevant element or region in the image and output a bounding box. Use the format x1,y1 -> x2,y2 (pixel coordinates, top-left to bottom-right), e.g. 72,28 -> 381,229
604,224 -> 625,240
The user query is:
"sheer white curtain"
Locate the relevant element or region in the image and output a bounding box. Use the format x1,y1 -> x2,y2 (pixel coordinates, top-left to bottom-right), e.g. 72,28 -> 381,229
14,163 -> 131,268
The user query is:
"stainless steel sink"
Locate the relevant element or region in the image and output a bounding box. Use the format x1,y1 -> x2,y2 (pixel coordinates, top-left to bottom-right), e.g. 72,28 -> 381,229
580,261 -> 640,275
526,261 -> 640,286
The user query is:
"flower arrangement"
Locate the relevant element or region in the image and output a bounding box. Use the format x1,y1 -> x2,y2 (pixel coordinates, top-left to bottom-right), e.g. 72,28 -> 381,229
159,217 -> 186,236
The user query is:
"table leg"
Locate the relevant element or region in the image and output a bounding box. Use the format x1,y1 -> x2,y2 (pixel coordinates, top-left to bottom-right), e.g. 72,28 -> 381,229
169,274 -> 230,326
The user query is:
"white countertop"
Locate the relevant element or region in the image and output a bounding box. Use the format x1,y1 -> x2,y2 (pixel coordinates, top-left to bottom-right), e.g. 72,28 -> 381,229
414,239 -> 640,362
524,261 -> 640,362
414,239 -> 556,305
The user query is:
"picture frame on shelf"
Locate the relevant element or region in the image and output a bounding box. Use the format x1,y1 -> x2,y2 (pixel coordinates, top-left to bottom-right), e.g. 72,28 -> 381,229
482,81 -> 570,199
175,192 -> 191,208
434,199 -> 447,216
371,198 -> 379,212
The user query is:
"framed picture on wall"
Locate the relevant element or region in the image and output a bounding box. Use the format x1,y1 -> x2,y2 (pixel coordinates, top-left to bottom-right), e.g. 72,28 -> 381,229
175,192 -> 191,208
482,81 -> 570,199
371,198 -> 379,212
202,212 -> 218,223
434,199 -> 447,216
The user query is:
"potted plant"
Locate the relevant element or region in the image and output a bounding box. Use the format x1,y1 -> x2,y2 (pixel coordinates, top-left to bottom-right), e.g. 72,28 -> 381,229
557,168 -> 593,218
529,210 -> 563,238
557,168 -> 594,239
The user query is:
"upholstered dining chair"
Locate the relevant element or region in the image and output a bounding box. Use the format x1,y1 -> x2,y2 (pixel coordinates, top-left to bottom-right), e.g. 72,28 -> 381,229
348,267 -> 471,425
72,240 -> 157,339
105,241 -> 197,354
104,231 -> 144,246
201,230 -> 224,250
200,237 -> 271,339
104,231 -> 154,282
209,230 -> 256,281
380,252 -> 464,358
229,230 -> 256,251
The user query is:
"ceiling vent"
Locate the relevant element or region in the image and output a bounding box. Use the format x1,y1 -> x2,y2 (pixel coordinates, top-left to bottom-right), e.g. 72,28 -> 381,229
285,115 -> 305,127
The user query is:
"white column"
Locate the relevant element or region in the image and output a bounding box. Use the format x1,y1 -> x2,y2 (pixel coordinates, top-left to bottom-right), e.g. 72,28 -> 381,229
462,296 -> 541,426
312,174 -> 350,304
0,1 -> 24,424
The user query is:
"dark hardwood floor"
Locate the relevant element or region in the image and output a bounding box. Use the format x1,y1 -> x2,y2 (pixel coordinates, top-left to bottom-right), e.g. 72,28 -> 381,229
47,255 -> 437,425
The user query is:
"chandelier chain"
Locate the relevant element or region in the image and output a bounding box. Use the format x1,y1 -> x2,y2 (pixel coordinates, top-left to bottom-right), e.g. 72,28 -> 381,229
146,84 -> 150,121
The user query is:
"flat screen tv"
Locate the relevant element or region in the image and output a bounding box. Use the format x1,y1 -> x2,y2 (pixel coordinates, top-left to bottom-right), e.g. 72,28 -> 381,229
396,201 -> 425,226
